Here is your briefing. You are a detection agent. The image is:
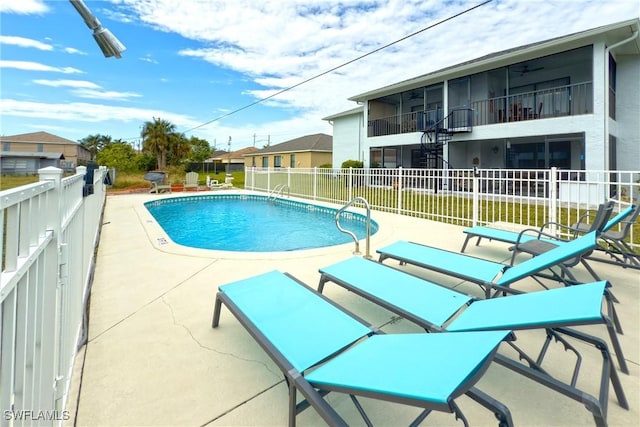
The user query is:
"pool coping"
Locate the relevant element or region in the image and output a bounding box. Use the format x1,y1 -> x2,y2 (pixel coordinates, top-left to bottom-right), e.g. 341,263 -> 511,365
135,189 -> 399,260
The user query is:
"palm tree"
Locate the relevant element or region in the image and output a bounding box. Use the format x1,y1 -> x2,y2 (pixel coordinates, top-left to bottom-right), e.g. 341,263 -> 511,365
80,134 -> 112,160
141,117 -> 176,170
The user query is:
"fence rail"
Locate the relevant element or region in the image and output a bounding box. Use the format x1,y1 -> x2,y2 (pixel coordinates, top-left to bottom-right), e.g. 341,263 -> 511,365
245,166 -> 639,248
1,166 -> 107,425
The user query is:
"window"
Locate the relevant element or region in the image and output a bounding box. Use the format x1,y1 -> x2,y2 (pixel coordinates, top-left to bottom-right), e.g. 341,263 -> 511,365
274,155 -> 282,168
2,142 -> 10,151
506,142 -> 545,169
261,157 -> 268,167
37,143 -> 44,152
290,154 -> 296,168
608,53 -> 616,119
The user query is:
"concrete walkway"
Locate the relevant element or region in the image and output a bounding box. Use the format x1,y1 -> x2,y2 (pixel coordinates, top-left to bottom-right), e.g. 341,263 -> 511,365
68,191 -> 638,426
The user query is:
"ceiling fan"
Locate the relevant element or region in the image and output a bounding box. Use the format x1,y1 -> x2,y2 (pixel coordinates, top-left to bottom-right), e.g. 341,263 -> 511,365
511,64 -> 544,76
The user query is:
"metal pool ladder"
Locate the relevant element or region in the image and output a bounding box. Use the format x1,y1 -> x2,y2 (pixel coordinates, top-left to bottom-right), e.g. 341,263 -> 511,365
267,184 -> 290,200
336,197 -> 372,258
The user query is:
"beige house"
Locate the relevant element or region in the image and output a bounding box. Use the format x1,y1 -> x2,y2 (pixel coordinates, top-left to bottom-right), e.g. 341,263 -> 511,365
207,147 -> 259,172
244,133 -> 332,168
1,131 -> 91,173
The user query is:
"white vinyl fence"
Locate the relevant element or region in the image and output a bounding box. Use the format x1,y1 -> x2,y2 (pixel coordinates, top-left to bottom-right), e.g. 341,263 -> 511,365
1,166 -> 107,425
246,166 -> 639,248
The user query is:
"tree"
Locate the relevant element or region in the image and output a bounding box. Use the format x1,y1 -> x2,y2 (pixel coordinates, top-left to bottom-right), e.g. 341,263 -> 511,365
166,132 -> 190,166
80,134 -> 112,160
96,141 -> 138,171
141,117 -> 176,170
188,136 -> 212,162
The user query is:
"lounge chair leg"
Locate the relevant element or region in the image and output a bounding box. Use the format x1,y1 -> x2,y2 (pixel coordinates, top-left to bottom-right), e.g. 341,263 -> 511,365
465,387 -> 514,427
605,321 -> 628,374
212,296 -> 223,328
288,382 -> 297,427
460,235 -> 473,252
349,395 -> 374,427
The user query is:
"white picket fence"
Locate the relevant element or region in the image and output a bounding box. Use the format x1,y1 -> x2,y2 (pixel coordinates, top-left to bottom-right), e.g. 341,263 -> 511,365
0,166 -> 107,425
246,166 -> 639,247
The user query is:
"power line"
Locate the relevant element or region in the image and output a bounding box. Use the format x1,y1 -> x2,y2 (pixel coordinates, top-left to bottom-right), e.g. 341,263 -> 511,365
183,0 -> 493,134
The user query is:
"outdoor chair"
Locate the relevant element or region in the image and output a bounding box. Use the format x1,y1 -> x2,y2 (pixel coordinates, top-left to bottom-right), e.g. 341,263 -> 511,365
585,204 -> 640,269
377,231 -> 623,335
507,202 -> 619,281
317,256 -> 628,427
183,171 -> 199,191
460,201 -> 617,253
212,270 -> 513,427
144,171 -> 172,194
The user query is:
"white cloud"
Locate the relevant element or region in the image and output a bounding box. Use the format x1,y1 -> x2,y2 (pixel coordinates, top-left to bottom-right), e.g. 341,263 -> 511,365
0,60 -> 83,74
0,35 -> 53,50
64,47 -> 87,55
71,89 -> 142,101
0,98 -> 200,129
0,0 -> 48,14
139,56 -> 159,64
33,79 -> 102,89
32,79 -> 141,100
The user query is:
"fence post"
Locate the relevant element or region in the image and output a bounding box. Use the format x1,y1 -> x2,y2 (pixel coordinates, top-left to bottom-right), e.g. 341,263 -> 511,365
472,167 -> 480,226
313,167 -> 318,200
267,168 -> 271,191
549,167 -> 558,235
396,167 -> 403,214
348,167 -> 353,201
38,166 -> 64,413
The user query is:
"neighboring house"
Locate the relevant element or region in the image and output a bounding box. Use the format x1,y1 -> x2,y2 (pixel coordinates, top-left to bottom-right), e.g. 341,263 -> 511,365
0,151 -> 65,174
206,147 -> 259,172
0,131 -> 91,174
326,19 -> 640,172
244,133 -> 332,168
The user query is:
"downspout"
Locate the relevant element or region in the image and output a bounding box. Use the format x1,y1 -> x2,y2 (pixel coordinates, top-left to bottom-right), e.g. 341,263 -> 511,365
603,29 -> 639,173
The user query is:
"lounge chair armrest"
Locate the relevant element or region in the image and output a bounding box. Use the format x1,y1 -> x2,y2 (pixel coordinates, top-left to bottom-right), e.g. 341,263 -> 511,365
513,227 -> 544,245
539,221 -> 580,238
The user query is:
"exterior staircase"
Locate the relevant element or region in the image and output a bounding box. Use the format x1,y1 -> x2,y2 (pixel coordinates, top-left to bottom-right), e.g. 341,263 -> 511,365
419,108 -> 473,168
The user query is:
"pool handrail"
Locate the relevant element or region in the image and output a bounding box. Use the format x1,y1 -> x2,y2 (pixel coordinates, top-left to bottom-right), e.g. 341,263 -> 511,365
336,196 -> 372,258
267,183 -> 290,200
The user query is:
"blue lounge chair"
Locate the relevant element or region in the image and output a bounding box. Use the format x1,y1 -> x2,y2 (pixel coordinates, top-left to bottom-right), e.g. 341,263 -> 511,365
378,231 -> 599,296
460,201 -> 625,254
377,231 -> 623,335
591,204 -> 640,268
317,257 -> 629,427
212,270 -> 513,427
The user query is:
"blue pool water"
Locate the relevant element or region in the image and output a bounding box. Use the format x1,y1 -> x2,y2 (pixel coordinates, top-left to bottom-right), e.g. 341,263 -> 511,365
144,195 -> 378,252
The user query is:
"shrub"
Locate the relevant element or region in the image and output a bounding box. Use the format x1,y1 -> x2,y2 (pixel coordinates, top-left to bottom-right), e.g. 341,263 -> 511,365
341,160 -> 364,168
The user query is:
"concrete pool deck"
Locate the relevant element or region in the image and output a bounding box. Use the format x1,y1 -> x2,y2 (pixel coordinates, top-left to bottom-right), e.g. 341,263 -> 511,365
67,190 -> 639,426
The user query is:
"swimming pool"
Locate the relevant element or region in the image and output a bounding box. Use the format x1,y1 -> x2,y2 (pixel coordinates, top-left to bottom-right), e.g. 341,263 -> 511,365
144,194 -> 378,252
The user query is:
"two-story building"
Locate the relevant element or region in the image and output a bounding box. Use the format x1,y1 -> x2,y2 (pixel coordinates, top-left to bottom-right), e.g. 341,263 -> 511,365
0,131 -> 92,174
325,19 -> 639,173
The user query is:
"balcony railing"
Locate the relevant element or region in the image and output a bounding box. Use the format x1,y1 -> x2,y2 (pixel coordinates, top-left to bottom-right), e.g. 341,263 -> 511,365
368,81 -> 593,137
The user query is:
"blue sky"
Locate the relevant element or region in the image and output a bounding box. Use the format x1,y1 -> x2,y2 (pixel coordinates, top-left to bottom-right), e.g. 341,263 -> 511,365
1,0 -> 638,150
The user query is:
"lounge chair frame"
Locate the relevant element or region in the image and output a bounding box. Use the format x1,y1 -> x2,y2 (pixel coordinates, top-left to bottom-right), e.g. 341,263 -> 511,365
212,271 -> 513,427
460,201 -> 617,253
586,204 -> 640,269
377,231 -> 624,338
317,257 -> 629,427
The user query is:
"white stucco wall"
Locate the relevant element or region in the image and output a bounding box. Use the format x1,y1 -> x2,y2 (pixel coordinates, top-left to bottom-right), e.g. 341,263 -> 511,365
614,55 -> 640,172
330,112 -> 364,167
